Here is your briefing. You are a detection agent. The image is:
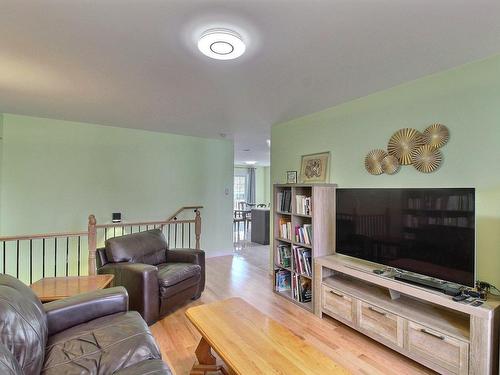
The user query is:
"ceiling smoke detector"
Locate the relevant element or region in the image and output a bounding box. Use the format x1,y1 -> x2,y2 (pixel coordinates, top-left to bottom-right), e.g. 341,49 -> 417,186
198,28 -> 246,60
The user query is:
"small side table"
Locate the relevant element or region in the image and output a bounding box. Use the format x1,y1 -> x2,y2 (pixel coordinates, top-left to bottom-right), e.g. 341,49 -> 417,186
30,274 -> 114,302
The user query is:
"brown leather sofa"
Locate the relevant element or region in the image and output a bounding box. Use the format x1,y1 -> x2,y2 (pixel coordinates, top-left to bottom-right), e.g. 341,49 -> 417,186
96,229 -> 205,325
0,273 -> 171,375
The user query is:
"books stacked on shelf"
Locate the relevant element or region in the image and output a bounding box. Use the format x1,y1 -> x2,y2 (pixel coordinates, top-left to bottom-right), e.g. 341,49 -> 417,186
279,218 -> 292,240
292,245 -> 312,276
277,190 -> 292,212
294,224 -> 312,245
295,195 -> 312,215
275,269 -> 291,292
276,244 -> 291,268
292,274 -> 312,302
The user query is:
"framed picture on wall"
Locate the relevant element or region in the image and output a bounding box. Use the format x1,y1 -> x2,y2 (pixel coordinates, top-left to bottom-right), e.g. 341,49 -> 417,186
286,171 -> 298,184
300,152 -> 330,183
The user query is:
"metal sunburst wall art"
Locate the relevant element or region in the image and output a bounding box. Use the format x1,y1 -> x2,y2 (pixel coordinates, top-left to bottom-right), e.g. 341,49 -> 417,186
364,123 -> 449,175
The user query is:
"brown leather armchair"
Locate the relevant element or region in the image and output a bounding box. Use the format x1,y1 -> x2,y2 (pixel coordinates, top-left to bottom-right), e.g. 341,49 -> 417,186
96,229 -> 205,325
0,274 -> 171,375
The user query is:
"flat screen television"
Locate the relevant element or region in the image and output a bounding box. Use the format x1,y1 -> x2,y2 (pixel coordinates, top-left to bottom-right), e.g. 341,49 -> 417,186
336,188 -> 475,286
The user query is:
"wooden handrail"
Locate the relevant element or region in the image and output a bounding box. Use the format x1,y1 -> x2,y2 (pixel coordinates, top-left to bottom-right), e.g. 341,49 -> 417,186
0,231 -> 88,242
166,205 -> 203,222
0,206 -> 202,281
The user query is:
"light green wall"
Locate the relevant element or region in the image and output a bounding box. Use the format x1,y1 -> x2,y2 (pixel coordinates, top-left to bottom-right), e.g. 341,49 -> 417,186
0,114 -> 234,258
272,54 -> 500,286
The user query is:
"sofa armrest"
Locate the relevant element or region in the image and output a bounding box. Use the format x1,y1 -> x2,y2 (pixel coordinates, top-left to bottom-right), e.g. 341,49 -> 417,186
167,248 -> 204,264
98,262 -> 160,325
44,286 -> 128,336
167,249 -> 205,295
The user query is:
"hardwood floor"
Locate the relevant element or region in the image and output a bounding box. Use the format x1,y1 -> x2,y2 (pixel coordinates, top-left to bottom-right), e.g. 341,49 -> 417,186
152,246 -> 435,375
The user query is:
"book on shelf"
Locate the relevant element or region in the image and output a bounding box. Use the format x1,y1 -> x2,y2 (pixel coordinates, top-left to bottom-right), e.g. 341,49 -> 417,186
294,224 -> 312,245
279,218 -> 292,240
295,195 -> 312,215
277,190 -> 292,212
292,274 -> 312,303
276,244 -> 291,268
275,269 -> 291,292
292,245 -> 312,276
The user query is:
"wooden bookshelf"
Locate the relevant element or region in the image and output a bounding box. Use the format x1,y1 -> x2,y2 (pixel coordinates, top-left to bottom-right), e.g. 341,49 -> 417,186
273,183 -> 336,312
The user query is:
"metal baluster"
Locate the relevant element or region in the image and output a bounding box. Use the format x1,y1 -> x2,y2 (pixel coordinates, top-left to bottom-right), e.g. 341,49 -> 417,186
66,237 -> 69,276
189,223 -> 191,248
2,242 -> 5,274
16,240 -> 19,279
54,238 -> 57,277
42,239 -> 45,277
146,225 -> 149,231
167,224 -> 171,245
114,227 -> 116,237
29,239 -> 33,284
105,228 -> 108,240
77,236 -> 81,276
182,223 -> 185,248
174,222 -> 178,248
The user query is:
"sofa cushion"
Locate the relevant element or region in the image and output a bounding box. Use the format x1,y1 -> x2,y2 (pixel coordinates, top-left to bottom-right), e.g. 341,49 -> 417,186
42,311 -> 161,375
0,274 -> 48,375
0,343 -> 23,375
105,229 -> 168,265
157,263 -> 201,289
113,359 -> 172,375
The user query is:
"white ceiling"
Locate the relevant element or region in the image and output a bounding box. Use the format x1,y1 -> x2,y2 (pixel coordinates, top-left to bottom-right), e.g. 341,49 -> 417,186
2,1 -> 500,166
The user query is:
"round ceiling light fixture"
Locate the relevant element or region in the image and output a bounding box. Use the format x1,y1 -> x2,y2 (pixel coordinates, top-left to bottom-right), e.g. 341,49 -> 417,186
198,28 -> 246,60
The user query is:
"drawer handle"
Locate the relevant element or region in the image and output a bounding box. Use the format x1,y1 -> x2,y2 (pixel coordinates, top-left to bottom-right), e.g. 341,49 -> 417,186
329,290 -> 344,298
368,306 -> 386,316
420,328 -> 445,341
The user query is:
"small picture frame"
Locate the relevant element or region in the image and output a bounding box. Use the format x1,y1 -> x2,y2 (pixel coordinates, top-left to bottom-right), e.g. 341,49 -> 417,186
286,171 -> 298,184
300,152 -> 330,183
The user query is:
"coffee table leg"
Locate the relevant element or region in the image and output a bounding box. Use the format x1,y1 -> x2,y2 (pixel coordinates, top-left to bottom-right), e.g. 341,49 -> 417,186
190,338 -> 228,375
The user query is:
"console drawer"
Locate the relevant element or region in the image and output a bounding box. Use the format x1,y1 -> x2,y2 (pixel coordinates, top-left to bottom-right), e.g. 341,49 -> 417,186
406,321 -> 469,375
358,301 -> 403,347
321,285 -> 354,323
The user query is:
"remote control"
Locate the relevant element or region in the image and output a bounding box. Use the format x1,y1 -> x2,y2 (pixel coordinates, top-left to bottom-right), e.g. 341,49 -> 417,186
471,300 -> 483,307
452,294 -> 467,302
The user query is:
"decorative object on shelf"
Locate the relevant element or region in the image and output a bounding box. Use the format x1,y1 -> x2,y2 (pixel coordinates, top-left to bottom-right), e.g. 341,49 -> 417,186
365,123 -> 450,175
112,212 -> 122,223
300,152 -> 330,183
364,149 -> 387,175
286,171 -> 298,184
387,128 -> 425,165
422,123 -> 449,149
381,155 -> 400,175
412,145 -> 443,173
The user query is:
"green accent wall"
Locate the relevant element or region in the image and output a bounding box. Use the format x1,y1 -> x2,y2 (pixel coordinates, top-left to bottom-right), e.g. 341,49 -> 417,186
272,54 -> 500,286
0,114 -> 234,259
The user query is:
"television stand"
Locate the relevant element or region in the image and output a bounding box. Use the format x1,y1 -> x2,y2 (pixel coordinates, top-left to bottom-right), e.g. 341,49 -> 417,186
314,253 -> 500,375
394,273 -> 462,296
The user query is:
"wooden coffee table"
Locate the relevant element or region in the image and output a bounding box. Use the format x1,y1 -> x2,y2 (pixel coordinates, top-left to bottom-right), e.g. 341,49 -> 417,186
30,274 -> 114,302
185,297 -> 349,375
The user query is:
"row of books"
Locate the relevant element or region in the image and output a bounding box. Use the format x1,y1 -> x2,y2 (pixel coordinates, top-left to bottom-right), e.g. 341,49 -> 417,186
276,244 -> 291,268
278,218 -> 292,239
406,194 -> 474,211
295,195 -> 312,215
293,245 -> 312,276
295,224 -> 312,245
277,190 -> 292,212
275,269 -> 291,292
403,214 -> 472,228
292,274 -> 312,302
